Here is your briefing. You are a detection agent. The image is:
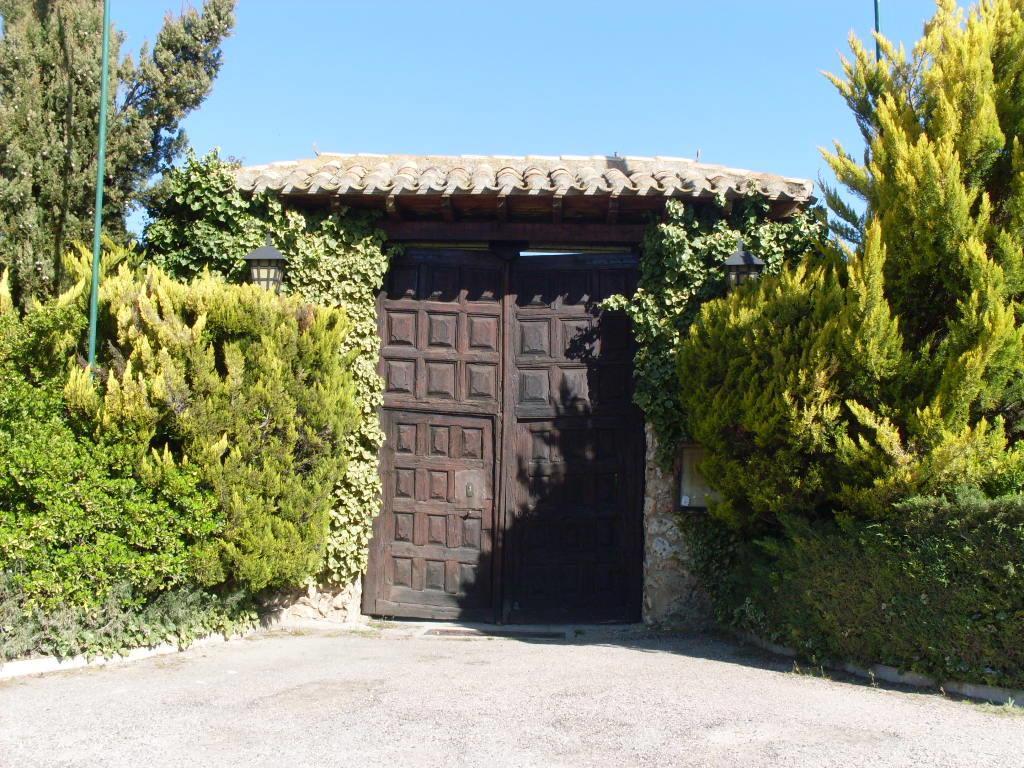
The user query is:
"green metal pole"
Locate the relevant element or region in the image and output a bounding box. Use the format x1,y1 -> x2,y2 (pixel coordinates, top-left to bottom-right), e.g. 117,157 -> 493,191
86,0 -> 111,371
874,0 -> 881,61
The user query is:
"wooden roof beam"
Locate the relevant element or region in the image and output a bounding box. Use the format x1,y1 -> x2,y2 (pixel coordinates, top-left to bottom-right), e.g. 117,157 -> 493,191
385,193 -> 401,220
382,220 -> 645,245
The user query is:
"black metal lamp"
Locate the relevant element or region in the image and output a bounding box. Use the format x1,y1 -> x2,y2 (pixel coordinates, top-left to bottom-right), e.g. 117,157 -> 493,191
243,235 -> 286,292
723,238 -> 764,289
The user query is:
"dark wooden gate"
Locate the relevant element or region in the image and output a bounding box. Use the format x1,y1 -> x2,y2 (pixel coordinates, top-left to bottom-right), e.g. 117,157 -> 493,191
363,248 -> 643,622
503,254 -> 643,622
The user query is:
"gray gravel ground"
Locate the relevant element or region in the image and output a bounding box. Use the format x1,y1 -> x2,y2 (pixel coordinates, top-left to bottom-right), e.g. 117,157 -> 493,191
1,625 -> 1021,768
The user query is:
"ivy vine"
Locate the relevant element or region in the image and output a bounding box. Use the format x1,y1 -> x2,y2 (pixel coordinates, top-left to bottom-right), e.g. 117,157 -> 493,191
604,194 -> 826,467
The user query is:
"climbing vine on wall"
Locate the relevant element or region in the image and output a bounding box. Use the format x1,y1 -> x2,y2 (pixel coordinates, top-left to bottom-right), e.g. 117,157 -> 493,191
604,194 -> 826,467
145,150 -> 394,585
284,216 -> 391,585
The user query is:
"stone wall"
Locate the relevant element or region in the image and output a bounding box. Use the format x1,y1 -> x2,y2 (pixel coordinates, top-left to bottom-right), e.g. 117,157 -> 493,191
264,580 -> 366,627
641,425 -> 712,628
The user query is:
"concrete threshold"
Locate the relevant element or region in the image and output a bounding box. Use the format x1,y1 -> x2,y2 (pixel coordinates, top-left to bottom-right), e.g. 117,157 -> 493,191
385,621 -> 648,642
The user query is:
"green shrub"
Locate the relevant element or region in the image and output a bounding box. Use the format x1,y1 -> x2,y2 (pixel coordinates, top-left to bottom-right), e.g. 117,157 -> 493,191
680,222 -> 1024,533
697,492 -> 1024,688
62,246 -> 360,593
604,195 -> 825,467
675,2 -> 1024,690
0,573 -> 256,662
675,513 -> 755,629
1,241 -> 360,666
0,305 -> 220,610
144,149 -> 270,282
679,0 -> 1024,533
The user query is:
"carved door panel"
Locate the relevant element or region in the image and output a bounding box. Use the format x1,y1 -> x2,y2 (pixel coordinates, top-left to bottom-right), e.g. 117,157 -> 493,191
503,254 -> 644,623
364,250 -> 504,620
370,411 -> 495,619
377,250 -> 502,415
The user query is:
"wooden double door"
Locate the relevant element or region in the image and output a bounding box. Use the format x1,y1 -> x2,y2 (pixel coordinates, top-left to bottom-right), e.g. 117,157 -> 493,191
363,248 -> 644,623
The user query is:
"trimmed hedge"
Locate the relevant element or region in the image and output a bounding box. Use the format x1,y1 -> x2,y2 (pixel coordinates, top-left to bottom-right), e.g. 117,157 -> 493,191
686,492 -> 1024,689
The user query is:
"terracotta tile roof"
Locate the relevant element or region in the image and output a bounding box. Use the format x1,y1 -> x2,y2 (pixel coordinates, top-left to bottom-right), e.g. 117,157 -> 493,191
235,153 -> 814,203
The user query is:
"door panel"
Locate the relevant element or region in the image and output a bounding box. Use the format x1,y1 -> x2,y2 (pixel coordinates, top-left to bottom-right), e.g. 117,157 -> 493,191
364,250 -> 505,620
378,250 -> 503,416
372,410 -> 496,620
504,255 -> 644,623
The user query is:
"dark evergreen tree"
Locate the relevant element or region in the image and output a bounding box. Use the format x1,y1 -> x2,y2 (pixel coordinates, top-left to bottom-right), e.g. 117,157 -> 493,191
0,0 -> 235,307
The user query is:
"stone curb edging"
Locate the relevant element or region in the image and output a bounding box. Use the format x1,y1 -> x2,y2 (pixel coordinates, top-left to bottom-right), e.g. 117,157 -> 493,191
0,628 -> 259,682
739,632 -> 1024,707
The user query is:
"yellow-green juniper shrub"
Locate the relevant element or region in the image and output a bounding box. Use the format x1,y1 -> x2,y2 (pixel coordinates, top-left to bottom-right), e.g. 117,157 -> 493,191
677,0 -> 1024,687
0,237 -> 359,661
0,299 -> 219,610
145,149 -> 392,586
604,194 -> 826,467
62,244 -> 360,593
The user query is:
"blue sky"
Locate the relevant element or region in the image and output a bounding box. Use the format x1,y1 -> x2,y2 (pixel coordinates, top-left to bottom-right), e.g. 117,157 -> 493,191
116,1 -> 940,187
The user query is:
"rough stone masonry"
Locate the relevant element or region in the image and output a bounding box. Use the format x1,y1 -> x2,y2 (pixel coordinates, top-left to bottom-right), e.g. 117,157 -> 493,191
641,426 -> 712,627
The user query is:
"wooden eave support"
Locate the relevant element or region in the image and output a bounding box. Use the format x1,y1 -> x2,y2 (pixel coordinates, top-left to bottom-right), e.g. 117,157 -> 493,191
440,193 -> 454,222
769,199 -> 803,219
385,192 -> 400,220
607,194 -> 620,225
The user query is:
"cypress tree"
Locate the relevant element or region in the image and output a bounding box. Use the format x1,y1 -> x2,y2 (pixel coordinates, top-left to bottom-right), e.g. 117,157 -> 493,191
0,0 -> 235,307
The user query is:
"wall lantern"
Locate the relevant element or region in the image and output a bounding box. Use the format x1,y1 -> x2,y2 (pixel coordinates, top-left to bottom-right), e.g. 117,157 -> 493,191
723,237 -> 764,289
677,443 -> 716,511
243,235 -> 286,292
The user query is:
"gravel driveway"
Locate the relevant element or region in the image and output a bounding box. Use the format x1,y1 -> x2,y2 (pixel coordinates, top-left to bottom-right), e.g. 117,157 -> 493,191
1,625 -> 1021,767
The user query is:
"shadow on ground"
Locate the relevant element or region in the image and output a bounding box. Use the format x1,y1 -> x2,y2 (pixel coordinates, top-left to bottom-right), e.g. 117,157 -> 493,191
354,619 -> 984,705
